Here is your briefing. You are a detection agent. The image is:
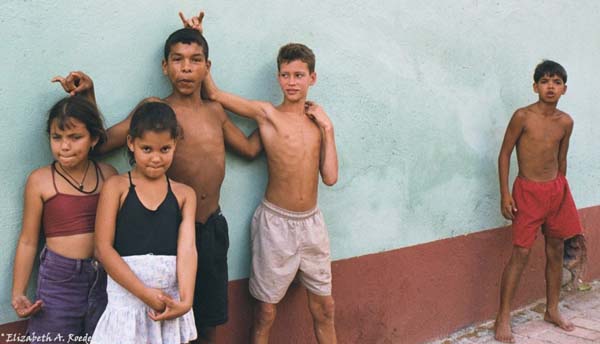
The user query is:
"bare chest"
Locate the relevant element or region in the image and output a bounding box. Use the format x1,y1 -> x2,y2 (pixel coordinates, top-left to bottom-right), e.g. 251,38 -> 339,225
264,117 -> 321,159
175,111 -> 224,153
521,118 -> 565,146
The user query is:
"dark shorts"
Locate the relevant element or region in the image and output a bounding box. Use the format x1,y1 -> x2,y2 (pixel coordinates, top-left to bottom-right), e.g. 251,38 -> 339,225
194,207 -> 229,327
27,246 -> 107,344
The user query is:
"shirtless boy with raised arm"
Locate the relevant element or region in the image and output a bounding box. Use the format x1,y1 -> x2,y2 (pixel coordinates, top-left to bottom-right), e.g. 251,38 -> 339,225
55,13 -> 261,344
494,60 -> 583,343
203,43 -> 338,344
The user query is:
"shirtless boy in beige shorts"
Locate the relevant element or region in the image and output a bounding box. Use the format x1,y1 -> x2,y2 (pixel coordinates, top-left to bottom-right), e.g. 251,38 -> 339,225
204,43 -> 339,344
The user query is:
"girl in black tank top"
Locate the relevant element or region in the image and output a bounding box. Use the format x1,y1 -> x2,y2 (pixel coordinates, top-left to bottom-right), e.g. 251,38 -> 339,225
93,102 -> 198,343
113,171 -> 181,256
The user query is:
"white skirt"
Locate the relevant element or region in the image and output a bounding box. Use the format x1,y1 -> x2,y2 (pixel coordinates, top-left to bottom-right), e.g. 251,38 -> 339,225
92,255 -> 197,344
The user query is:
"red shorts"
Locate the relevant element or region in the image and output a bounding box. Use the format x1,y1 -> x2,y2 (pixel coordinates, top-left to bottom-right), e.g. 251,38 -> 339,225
511,174 -> 582,248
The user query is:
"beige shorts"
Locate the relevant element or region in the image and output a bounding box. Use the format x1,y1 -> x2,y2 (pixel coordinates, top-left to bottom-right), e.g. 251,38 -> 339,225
249,199 -> 332,304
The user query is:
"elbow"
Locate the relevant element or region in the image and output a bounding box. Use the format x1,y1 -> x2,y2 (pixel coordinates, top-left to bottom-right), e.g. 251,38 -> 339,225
240,146 -> 262,160
322,174 -> 338,186
94,243 -> 107,263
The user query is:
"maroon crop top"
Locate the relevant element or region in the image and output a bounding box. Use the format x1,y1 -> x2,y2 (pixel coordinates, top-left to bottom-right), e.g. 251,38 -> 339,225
42,161 -> 104,238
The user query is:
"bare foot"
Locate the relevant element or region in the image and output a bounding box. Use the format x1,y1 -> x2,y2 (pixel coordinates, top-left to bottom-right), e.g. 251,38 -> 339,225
494,316 -> 515,343
544,311 -> 575,331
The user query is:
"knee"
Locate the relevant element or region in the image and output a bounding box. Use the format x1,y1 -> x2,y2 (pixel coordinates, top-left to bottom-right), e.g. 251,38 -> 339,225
512,247 -> 531,264
309,297 -> 335,324
254,303 -> 277,328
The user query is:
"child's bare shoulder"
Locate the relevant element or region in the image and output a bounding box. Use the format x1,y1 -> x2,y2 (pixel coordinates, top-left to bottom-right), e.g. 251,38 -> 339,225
26,165 -> 53,191
557,109 -> 574,125
170,180 -> 196,201
97,162 -> 118,178
28,165 -> 52,182
103,173 -> 130,191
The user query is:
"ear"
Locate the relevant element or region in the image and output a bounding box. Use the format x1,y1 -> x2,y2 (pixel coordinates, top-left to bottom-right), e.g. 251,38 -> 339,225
162,59 -> 168,75
309,72 -> 317,86
91,136 -> 100,149
206,59 -> 212,70
532,82 -> 539,94
126,135 -> 135,152
562,84 -> 567,95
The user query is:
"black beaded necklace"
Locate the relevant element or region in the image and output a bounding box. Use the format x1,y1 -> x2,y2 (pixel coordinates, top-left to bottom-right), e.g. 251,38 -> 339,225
53,160 -> 99,194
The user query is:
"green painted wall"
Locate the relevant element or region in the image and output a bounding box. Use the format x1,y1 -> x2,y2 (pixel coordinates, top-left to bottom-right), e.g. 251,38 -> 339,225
1,0 -> 599,324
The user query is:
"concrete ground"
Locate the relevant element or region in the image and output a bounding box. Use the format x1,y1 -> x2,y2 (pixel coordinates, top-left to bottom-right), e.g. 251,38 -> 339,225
430,280 -> 600,344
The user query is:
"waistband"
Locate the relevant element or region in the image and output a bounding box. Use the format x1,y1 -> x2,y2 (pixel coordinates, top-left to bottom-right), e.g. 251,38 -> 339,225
516,172 -> 565,186
40,246 -> 100,271
196,206 -> 222,226
260,199 -> 319,220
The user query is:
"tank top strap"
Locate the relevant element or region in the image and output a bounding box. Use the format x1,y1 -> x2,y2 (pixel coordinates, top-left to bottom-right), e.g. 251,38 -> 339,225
50,162 -> 60,193
94,160 -> 105,181
166,175 -> 172,190
127,171 -> 135,188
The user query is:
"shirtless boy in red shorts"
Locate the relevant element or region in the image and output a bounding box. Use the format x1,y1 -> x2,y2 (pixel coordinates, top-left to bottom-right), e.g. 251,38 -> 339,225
494,60 -> 583,343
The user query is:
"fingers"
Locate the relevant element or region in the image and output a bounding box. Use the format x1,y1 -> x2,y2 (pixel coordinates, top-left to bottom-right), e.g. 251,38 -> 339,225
179,11 -> 188,26
51,76 -> 71,93
13,299 -> 42,318
27,300 -> 43,315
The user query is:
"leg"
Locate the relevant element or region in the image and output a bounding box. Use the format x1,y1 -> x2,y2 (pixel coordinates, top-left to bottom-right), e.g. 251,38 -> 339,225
191,326 -> 216,344
307,292 -> 337,344
494,246 -> 531,343
543,236 -> 574,331
193,216 -> 230,344
250,300 -> 277,344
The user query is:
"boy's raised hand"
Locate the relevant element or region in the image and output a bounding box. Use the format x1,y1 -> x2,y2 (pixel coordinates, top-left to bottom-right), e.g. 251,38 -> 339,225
501,194 -> 518,220
51,71 -> 94,97
179,10 -> 204,32
305,101 -> 332,130
12,295 -> 42,318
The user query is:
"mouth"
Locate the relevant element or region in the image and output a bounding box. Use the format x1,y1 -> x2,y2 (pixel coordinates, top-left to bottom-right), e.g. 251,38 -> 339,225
177,79 -> 195,86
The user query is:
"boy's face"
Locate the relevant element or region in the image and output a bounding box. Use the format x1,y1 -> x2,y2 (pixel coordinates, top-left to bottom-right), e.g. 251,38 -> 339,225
533,74 -> 566,103
277,60 -> 316,103
162,42 -> 210,96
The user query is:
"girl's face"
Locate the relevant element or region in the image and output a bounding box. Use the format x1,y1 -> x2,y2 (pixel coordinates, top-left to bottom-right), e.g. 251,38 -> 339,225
127,130 -> 177,179
49,118 -> 98,169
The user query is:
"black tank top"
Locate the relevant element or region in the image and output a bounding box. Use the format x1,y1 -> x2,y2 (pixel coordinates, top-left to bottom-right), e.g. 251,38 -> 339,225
114,172 -> 181,256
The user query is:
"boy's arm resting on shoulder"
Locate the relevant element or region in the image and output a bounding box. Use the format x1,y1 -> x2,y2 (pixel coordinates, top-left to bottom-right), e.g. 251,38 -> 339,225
203,71 -> 272,123
94,177 -> 166,313
307,103 -> 338,185
12,172 -> 45,318
151,185 -> 197,321
96,97 -> 162,154
558,116 -> 574,176
498,110 -> 525,220
220,105 -> 263,159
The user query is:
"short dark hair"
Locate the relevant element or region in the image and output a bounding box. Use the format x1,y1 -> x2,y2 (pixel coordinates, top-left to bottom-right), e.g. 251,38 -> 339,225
47,96 -> 106,155
277,43 -> 315,73
128,101 -> 181,165
164,28 -> 209,60
534,60 -> 567,83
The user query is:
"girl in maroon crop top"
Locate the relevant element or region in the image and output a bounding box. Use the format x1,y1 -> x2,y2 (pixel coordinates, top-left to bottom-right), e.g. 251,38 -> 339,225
93,101 -> 198,343
12,87 -> 118,341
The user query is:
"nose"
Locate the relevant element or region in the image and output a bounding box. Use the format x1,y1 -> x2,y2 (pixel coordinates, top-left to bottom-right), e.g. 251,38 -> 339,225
60,140 -> 70,150
151,153 -> 161,164
181,59 -> 191,72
